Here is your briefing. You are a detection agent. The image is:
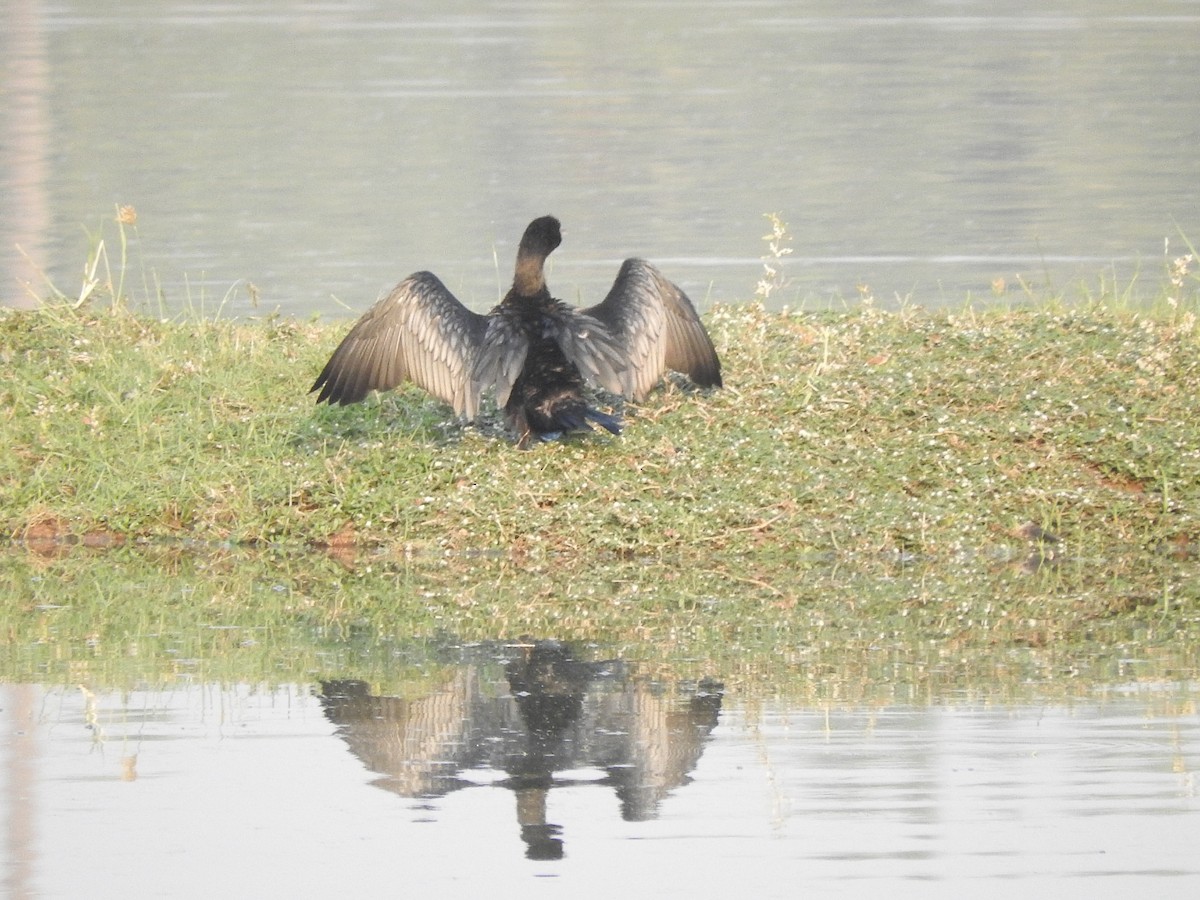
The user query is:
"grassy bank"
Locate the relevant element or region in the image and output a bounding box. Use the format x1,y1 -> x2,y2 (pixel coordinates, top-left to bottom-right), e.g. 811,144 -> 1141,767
3,249 -> 1200,688
4,274 -> 1199,560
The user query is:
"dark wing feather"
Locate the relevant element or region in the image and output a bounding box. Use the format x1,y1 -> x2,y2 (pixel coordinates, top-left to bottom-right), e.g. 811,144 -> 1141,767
311,271 -> 490,418
582,258 -> 722,400
542,304 -> 629,396
471,304 -> 628,408
469,314 -> 531,410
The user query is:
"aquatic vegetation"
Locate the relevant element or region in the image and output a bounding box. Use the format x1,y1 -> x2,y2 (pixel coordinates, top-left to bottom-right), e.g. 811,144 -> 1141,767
1,541 -> 1197,698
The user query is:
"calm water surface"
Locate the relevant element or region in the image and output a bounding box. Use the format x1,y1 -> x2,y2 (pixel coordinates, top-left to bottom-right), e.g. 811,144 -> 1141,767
3,662 -> 1198,897
4,2 -> 1200,893
3,0 -> 1199,316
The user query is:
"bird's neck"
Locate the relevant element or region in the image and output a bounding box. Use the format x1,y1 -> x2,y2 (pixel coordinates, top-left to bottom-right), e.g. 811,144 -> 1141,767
511,252 -> 547,298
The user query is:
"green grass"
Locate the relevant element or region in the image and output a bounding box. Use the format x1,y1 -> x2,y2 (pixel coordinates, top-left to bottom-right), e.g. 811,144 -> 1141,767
4,273 -> 1199,560
2,231 -> 1200,693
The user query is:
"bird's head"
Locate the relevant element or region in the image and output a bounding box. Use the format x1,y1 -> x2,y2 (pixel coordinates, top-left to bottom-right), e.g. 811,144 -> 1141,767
520,216 -> 563,260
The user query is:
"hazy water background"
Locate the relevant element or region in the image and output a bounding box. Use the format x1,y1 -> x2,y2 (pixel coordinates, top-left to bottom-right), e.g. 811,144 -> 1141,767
3,0 -> 1199,318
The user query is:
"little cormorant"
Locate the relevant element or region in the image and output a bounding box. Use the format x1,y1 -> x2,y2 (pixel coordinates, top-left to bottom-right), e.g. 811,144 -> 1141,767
311,216 -> 721,445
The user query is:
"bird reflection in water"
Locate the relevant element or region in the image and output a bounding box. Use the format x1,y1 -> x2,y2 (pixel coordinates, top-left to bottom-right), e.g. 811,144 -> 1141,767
318,640 -> 723,860
505,640 -> 594,860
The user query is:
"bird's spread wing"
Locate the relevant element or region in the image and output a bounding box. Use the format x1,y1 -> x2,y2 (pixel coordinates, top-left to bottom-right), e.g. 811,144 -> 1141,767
311,271 -> 490,418
582,258 -> 722,401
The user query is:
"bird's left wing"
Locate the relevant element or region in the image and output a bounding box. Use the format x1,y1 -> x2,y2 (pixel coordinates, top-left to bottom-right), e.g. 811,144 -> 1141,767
311,271 -> 490,418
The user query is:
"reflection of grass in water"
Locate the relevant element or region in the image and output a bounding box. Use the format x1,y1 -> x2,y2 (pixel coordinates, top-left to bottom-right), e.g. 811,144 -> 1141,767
1,543 -> 1197,703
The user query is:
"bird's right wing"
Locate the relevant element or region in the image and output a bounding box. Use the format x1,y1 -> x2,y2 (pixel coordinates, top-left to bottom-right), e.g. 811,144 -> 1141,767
582,258 -> 722,401
311,271 -> 490,418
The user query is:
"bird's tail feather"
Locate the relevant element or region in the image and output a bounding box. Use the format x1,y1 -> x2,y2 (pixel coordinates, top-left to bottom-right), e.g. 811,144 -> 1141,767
584,408 -> 622,435
540,406 -> 621,437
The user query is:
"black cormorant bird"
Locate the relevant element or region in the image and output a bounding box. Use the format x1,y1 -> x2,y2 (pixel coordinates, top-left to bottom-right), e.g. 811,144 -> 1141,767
311,216 -> 722,445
